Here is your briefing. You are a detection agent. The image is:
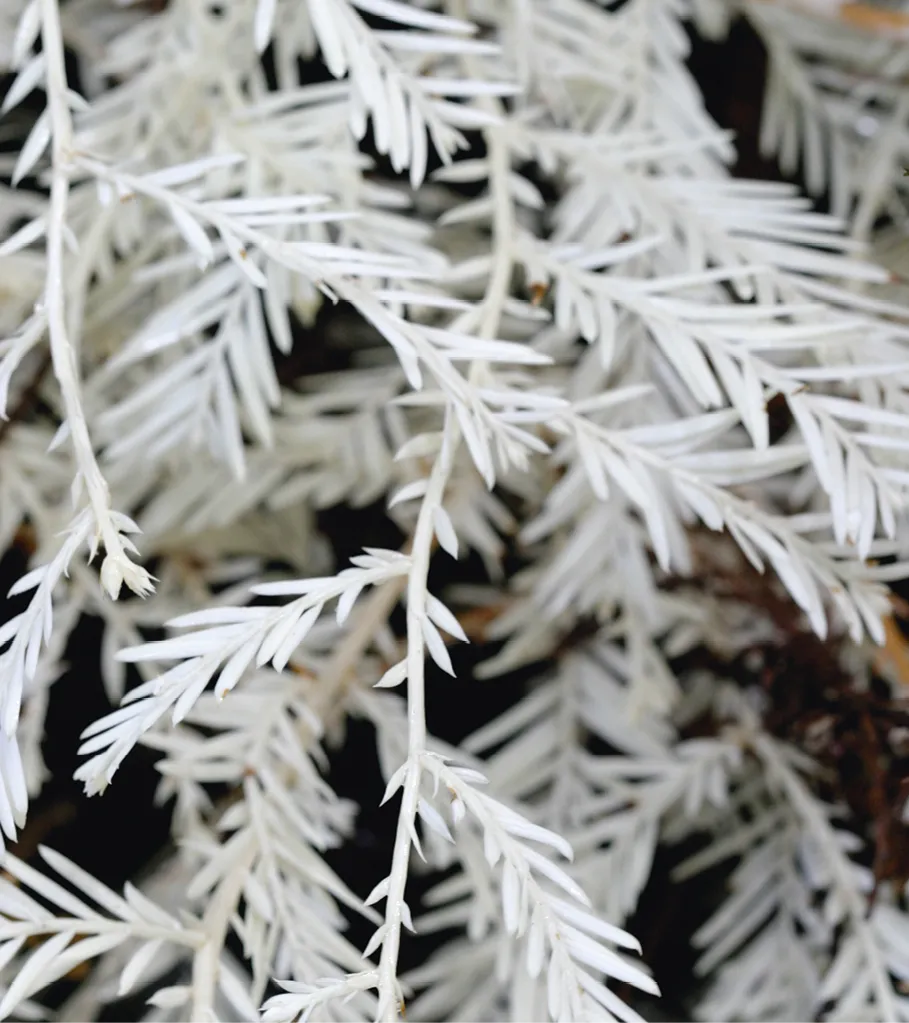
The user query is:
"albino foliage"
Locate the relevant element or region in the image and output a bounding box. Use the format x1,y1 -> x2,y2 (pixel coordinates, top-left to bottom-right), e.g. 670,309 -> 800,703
0,0 -> 908,1020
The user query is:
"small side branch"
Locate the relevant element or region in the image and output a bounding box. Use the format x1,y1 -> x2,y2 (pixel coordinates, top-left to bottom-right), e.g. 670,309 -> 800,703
38,0 -> 153,600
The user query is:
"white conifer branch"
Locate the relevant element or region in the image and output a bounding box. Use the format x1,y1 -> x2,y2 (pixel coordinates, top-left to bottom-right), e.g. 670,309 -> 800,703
36,0 -> 153,602
2,0 -> 909,1018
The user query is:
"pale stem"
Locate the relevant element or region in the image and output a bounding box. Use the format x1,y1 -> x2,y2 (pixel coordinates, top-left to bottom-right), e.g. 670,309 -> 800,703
374,98 -> 515,1022
448,0 -> 514,342
375,418 -> 458,1021
477,133 -> 515,341
39,0 -> 149,595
